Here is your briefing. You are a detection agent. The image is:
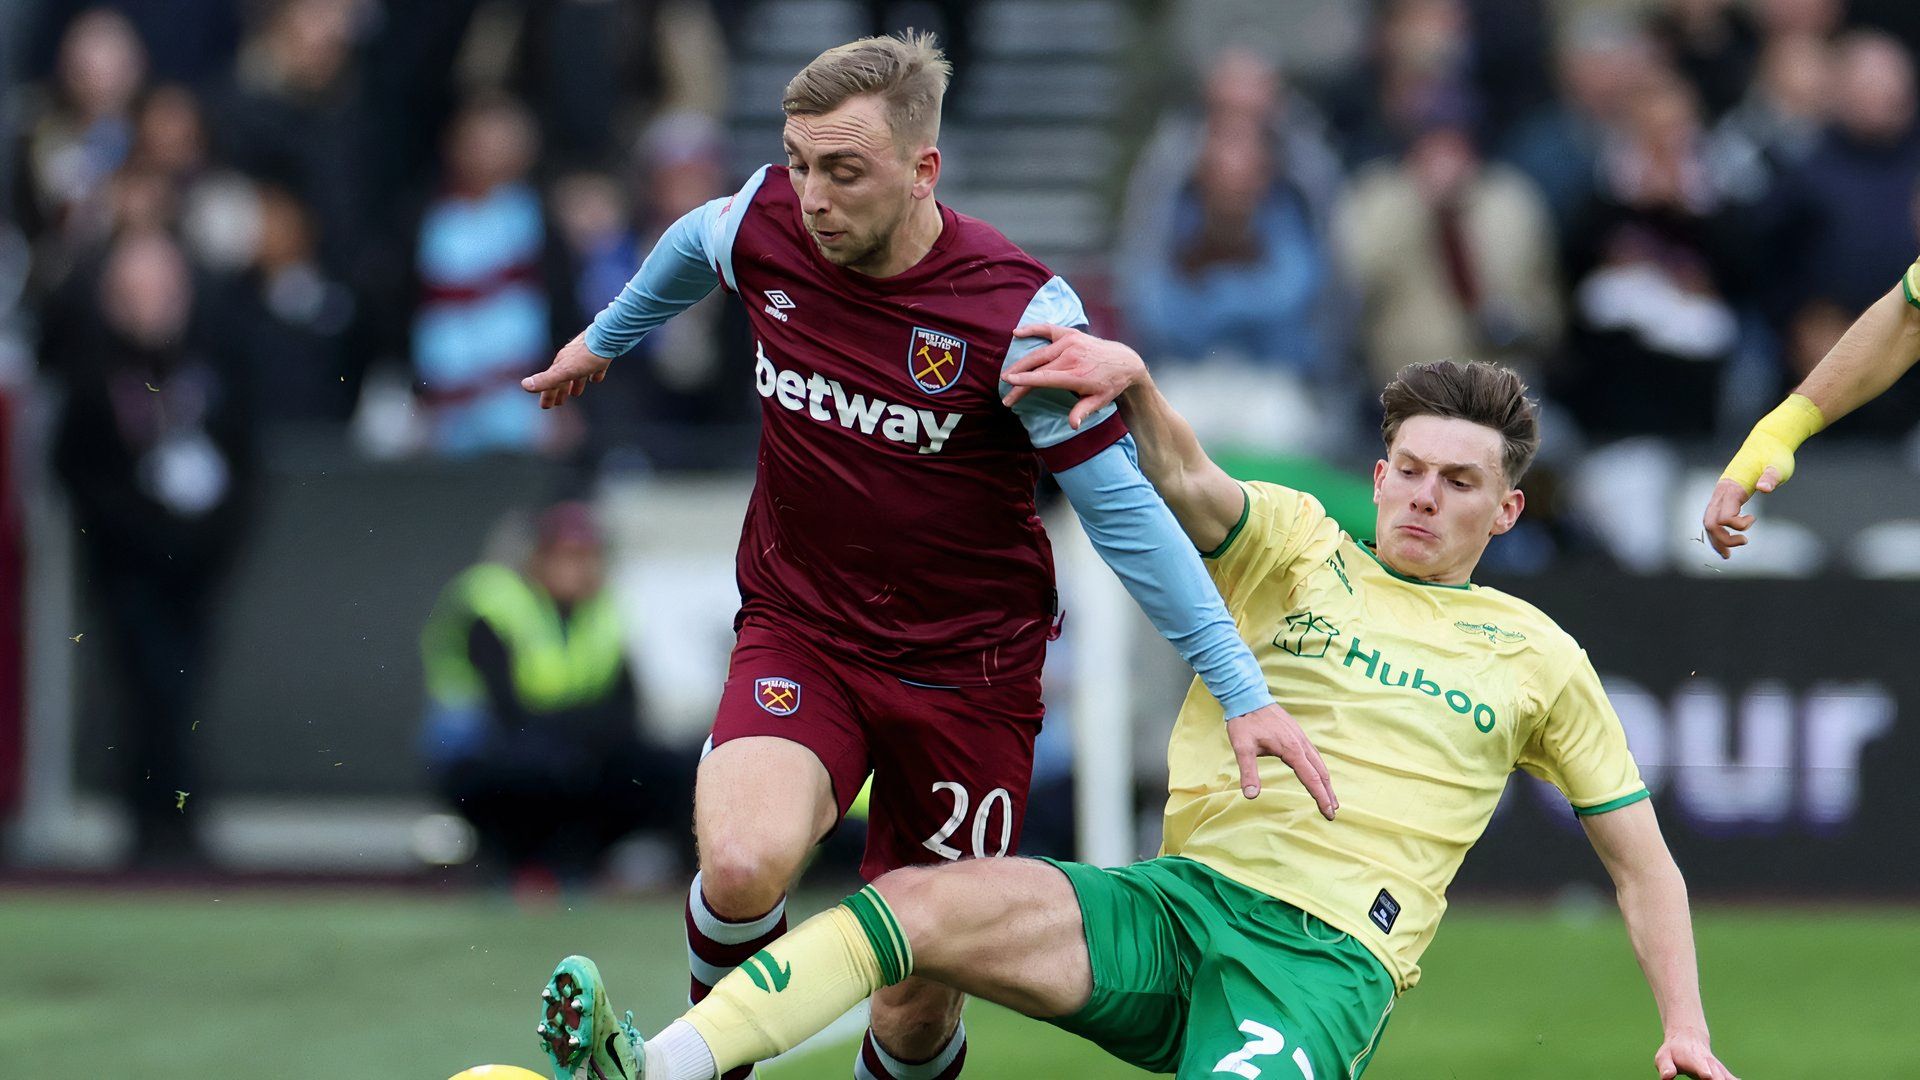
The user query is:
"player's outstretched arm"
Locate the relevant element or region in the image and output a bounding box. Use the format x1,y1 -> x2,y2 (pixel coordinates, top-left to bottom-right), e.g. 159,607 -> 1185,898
1705,280 -> 1920,557
1003,326 -> 1244,551
525,168 -> 768,409
1582,801 -> 1740,1080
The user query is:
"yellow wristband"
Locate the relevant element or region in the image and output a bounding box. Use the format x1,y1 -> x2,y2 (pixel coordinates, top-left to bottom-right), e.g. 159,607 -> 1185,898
1720,394 -> 1825,494
1903,258 -> 1920,309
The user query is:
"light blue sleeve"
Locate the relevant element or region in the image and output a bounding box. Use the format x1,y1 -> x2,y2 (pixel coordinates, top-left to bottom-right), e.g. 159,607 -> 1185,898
584,165 -> 769,358
999,275 -> 1120,452
1054,435 -> 1275,719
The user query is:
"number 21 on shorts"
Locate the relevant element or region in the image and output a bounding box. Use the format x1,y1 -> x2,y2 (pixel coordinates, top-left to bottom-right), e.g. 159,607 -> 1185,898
921,781 -> 1013,860
1213,1019 -> 1314,1079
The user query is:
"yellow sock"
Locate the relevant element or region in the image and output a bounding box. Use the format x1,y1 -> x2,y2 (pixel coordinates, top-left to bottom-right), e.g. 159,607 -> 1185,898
683,885 -> 913,1073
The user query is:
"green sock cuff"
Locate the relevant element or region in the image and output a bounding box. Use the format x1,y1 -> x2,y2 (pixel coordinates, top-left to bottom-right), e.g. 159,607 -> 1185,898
839,885 -> 913,986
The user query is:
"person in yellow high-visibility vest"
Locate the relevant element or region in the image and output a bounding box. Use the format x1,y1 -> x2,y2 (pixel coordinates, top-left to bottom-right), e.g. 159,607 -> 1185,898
420,502 -> 692,884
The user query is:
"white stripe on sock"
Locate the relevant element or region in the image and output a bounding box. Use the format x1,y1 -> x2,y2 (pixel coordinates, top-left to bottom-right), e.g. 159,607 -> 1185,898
686,948 -> 732,991
650,1019 -> 720,1080
867,1021 -> 966,1080
689,872 -> 787,943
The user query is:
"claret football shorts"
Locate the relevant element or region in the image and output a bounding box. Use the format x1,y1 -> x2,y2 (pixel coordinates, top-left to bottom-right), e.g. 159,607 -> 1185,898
710,617 -> 1044,880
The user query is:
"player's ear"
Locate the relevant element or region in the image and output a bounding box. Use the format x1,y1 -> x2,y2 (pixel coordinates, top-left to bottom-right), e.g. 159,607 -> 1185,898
1371,460 -> 1386,504
911,145 -> 940,199
1490,486 -> 1525,536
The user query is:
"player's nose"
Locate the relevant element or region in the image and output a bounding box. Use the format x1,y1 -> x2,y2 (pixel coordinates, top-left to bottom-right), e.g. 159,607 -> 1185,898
800,175 -> 832,216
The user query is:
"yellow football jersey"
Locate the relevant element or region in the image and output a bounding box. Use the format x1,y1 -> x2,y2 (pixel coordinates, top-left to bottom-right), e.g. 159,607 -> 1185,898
1160,482 -> 1647,992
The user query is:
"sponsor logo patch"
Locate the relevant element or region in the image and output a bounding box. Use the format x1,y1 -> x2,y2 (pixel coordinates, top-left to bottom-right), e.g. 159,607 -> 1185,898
907,327 -> 967,394
754,677 -> 801,716
1369,888 -> 1401,934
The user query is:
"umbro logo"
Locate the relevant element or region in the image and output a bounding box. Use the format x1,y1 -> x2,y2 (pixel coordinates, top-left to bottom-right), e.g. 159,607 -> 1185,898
763,290 -> 795,322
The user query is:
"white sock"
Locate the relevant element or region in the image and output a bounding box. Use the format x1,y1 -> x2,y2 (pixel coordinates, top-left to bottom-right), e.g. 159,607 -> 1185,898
647,1019 -> 721,1080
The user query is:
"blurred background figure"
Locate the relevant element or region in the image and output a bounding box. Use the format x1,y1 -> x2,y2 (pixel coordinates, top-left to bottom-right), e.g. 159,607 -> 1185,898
420,502 -> 691,890
51,228 -> 254,868
1648,0 -> 1761,122
563,110 -> 756,472
1116,47 -> 1346,454
1339,105 -> 1562,390
1502,15 -> 1660,232
1766,30 -> 1920,435
208,0 -> 368,279
14,8 -> 147,278
409,95 -> 576,457
1559,70 -> 1748,440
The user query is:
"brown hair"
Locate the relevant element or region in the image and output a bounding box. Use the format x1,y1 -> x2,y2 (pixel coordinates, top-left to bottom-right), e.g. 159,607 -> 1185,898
1380,360 -> 1541,485
782,31 -> 951,149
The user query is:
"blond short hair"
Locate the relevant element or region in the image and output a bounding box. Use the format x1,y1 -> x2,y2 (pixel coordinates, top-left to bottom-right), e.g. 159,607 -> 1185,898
782,31 -> 951,150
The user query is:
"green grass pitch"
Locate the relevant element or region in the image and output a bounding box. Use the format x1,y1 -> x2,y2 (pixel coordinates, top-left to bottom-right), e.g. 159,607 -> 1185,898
2,887 -> 1913,1077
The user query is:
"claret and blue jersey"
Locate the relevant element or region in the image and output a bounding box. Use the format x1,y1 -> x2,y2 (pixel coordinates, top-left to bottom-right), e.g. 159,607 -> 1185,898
586,166 -> 1270,711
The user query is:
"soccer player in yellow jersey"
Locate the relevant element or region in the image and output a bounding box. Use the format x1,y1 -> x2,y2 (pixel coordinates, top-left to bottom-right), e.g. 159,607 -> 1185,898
1704,257 -> 1920,557
541,357 -> 1738,1080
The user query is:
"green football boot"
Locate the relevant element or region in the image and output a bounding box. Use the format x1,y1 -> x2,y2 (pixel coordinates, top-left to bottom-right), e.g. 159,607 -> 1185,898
538,955 -> 645,1080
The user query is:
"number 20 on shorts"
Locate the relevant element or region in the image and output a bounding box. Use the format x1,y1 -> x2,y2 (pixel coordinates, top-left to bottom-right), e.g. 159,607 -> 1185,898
1214,1019 -> 1314,1079
921,781 -> 1013,860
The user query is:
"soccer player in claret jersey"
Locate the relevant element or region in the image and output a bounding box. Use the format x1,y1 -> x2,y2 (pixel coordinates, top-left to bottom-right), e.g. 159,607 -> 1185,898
1703,256 -> 1920,557
523,32 -> 1337,1080
562,356 -> 1741,1080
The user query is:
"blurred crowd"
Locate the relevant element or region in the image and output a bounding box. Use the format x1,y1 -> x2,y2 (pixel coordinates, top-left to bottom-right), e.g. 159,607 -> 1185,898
4,0 -> 758,473
8,0 -> 1920,865
4,1 -> 1915,562
1114,0 -> 1920,573
1121,0 -> 1920,451
6,1 -> 1920,477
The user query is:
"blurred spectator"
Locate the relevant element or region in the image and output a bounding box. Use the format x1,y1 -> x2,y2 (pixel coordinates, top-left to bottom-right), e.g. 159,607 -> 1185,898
210,0 -> 369,278
125,84 -> 266,275
1328,0 -> 1482,167
1759,0 -> 1847,41
419,502 -> 691,886
1503,15 -> 1661,231
1773,32 -> 1920,314
1466,0 -> 1555,143
1706,33 -> 1835,203
1338,116 -> 1562,387
1559,71 -> 1750,438
566,111 -> 756,471
409,95 -> 575,457
229,186 -> 359,423
52,228 -> 254,867
1117,49 -> 1342,377
13,8 -> 146,275
1648,0 -> 1762,120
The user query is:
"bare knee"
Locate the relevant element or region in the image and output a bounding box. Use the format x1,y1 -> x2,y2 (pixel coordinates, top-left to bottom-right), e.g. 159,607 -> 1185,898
872,865 -> 999,974
697,829 -> 805,918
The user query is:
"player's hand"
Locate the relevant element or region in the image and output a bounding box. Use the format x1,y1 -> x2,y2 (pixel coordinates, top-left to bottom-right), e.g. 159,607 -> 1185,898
523,331 -> 612,410
1225,704 -> 1337,820
1655,1028 -> 1738,1080
1000,324 -> 1147,428
1700,469 -> 1779,559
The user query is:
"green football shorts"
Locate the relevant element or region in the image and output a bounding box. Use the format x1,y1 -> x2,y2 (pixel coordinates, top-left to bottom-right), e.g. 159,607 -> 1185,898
1037,856 -> 1395,1080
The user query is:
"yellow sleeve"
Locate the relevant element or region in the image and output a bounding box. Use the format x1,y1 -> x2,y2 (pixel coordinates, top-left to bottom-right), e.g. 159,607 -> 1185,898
1202,481 -> 1328,608
1515,649 -> 1649,816
1903,257 -> 1920,310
